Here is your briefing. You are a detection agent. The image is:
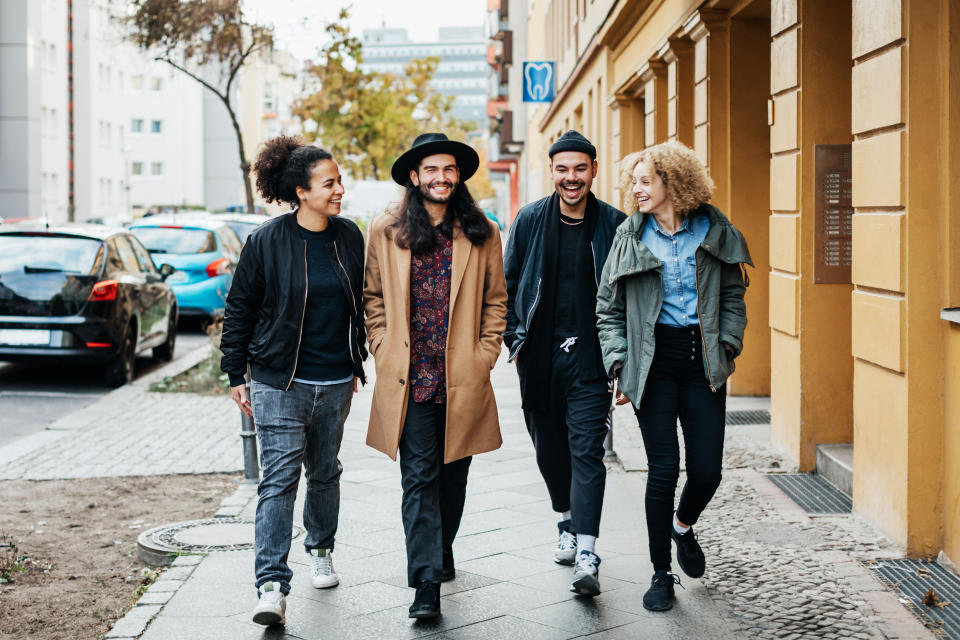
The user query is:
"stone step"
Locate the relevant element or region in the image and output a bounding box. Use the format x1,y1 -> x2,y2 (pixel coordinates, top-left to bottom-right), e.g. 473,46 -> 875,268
816,443 -> 853,497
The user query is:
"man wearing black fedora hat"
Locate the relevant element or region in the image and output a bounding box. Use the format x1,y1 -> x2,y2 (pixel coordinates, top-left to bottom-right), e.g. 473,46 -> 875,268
503,130 -> 626,597
364,133 -> 507,619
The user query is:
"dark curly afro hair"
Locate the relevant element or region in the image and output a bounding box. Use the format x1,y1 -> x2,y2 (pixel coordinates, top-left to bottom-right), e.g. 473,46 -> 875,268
253,135 -> 334,208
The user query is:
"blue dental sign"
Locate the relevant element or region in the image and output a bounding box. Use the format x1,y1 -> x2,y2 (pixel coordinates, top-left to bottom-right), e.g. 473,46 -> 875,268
522,61 -> 555,103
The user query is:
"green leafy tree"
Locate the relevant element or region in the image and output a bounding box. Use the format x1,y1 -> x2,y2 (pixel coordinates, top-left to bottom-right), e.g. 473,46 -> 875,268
126,0 -> 273,214
294,8 -> 476,181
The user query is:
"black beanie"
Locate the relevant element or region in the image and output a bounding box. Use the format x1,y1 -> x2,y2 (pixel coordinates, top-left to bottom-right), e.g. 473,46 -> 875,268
548,129 -> 597,159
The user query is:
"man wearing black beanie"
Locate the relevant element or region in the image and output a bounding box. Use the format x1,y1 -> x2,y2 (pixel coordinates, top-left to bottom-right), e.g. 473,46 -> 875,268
503,130 -> 626,597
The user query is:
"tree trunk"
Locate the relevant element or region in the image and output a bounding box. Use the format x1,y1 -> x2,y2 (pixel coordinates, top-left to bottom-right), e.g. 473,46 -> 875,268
223,97 -> 256,214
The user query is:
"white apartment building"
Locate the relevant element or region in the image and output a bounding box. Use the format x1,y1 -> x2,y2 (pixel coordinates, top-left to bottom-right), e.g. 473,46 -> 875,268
0,0 -> 298,223
361,27 -> 488,135
73,1 -> 206,220
0,0 -> 70,222
123,63 -> 205,214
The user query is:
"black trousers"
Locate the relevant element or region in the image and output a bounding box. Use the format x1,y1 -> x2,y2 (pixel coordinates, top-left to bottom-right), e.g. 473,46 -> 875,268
519,340 -> 612,537
398,392 -> 471,587
636,324 -> 726,572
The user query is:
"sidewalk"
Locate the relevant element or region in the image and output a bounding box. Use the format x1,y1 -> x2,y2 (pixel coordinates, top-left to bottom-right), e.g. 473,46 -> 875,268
74,353 -> 930,640
0,344 -> 241,480
0,343 -> 933,638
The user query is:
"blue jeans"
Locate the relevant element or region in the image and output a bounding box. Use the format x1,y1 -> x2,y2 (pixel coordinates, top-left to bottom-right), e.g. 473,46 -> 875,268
250,379 -> 353,594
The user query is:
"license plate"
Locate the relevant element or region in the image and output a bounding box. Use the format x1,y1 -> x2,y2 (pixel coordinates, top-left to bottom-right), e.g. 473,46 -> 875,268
0,329 -> 51,346
167,270 -> 189,283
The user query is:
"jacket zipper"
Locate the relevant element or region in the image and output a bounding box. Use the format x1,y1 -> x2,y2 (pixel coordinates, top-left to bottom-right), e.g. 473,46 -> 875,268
590,241 -> 599,287
692,250 -> 717,392
287,241 -> 309,390
509,277 -> 541,361
332,240 -> 362,369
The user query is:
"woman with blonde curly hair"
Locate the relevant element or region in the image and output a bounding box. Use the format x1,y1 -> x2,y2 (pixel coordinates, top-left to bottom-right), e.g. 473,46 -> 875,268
596,141 -> 752,611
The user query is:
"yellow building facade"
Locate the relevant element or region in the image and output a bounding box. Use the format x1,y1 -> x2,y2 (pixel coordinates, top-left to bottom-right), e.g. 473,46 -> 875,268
526,0 -> 960,560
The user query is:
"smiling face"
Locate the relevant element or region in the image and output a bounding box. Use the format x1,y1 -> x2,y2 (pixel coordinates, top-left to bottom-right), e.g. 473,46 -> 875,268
550,151 -> 597,209
297,159 -> 344,217
632,160 -> 670,215
411,153 -> 460,203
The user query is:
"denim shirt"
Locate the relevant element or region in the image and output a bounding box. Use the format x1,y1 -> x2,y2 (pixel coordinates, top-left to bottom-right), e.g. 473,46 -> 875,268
641,213 -> 711,326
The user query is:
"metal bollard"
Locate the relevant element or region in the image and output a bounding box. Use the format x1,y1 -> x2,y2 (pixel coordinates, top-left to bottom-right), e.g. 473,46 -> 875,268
240,375 -> 260,483
603,405 -> 617,462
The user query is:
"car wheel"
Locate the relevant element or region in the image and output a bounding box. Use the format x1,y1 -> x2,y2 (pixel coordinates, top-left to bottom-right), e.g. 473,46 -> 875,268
153,310 -> 177,362
104,328 -> 136,387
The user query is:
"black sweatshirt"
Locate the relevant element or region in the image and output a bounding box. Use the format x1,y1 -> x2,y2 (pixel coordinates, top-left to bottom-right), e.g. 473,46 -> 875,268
293,224 -> 354,382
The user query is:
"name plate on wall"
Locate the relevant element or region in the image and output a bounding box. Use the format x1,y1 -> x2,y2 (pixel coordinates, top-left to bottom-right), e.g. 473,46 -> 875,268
814,144 -> 853,284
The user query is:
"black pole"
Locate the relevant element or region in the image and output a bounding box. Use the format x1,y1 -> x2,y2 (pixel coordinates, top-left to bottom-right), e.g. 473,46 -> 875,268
240,374 -> 259,483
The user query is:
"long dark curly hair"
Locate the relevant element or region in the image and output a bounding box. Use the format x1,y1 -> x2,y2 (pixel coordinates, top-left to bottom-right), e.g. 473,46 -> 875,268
253,135 -> 333,208
390,182 -> 492,254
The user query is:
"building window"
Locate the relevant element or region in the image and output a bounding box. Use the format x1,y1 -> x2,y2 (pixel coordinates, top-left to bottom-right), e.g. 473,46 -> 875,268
131,75 -> 144,90
151,162 -> 163,176
131,118 -> 143,133
150,77 -> 162,91
264,82 -> 276,111
131,162 -> 143,176
151,120 -> 162,134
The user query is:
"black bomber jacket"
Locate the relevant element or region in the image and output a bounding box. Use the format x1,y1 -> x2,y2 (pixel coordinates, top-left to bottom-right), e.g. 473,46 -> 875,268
220,211 -> 367,389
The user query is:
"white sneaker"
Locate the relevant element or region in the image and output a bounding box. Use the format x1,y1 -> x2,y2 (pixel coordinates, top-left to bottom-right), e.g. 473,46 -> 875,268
309,548 -> 339,588
554,523 -> 577,566
252,581 -> 286,626
571,550 -> 602,597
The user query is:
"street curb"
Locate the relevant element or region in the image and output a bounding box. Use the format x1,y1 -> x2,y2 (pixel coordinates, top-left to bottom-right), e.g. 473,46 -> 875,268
0,341 -> 212,469
741,469 -> 935,639
104,479 -> 258,639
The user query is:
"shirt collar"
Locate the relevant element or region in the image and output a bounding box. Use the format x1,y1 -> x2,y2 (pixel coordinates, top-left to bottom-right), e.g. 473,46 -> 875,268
649,214 -> 692,237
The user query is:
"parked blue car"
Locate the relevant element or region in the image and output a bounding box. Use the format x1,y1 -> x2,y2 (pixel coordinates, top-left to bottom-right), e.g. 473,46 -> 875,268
129,217 -> 243,321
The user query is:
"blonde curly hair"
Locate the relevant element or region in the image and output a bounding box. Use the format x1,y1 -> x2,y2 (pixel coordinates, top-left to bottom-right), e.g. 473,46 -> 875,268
617,141 -> 714,215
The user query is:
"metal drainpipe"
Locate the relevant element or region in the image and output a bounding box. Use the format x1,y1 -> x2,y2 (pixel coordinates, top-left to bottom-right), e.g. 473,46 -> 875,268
240,373 -> 259,483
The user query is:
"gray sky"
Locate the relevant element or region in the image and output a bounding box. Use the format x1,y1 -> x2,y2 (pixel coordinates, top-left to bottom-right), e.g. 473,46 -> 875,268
243,0 -> 487,62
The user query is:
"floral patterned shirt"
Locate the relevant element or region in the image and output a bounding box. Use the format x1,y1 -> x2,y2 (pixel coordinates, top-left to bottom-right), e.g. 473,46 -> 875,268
409,234 -> 453,403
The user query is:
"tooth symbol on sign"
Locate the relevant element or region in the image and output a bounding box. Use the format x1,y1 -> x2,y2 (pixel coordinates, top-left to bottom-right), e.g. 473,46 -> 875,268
525,63 -> 553,100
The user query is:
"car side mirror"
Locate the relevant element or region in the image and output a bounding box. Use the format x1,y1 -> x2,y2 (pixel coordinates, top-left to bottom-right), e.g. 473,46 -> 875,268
159,263 -> 176,280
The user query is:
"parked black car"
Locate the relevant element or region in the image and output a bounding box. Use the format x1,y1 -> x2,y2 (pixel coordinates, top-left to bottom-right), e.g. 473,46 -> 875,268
0,224 -> 178,386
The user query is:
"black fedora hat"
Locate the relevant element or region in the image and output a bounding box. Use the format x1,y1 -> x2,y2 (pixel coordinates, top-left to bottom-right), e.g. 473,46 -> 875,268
390,132 -> 480,186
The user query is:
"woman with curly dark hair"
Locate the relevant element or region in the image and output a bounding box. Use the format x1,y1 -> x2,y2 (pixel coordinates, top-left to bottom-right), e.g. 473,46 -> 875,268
220,135 -> 367,627
596,141 -> 752,612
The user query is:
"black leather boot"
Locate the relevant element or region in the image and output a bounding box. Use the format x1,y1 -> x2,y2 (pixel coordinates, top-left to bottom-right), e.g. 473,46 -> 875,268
408,580 -> 441,619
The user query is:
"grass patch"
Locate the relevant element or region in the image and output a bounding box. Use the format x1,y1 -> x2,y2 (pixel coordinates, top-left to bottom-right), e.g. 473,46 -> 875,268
0,533 -> 50,584
149,322 -> 230,395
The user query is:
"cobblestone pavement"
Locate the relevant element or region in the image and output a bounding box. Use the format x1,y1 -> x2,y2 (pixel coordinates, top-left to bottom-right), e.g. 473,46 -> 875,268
78,352 -> 932,639
0,344 -> 242,480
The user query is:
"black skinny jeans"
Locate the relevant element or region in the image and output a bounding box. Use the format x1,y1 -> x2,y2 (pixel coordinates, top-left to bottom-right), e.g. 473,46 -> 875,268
636,324 -> 726,572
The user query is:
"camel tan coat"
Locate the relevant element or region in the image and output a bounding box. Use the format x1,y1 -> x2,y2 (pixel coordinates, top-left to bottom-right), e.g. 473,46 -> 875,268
363,213 -> 507,463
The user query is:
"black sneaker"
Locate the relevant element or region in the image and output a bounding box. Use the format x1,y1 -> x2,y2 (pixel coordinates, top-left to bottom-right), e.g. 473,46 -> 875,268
642,570 -> 681,611
442,547 -> 455,582
671,525 -> 705,578
408,580 -> 441,619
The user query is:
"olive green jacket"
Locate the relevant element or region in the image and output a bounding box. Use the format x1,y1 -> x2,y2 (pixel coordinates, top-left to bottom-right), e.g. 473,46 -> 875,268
595,204 -> 753,408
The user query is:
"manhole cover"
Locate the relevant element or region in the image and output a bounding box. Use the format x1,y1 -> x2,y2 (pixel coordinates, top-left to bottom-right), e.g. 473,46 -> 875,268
137,518 -> 303,566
